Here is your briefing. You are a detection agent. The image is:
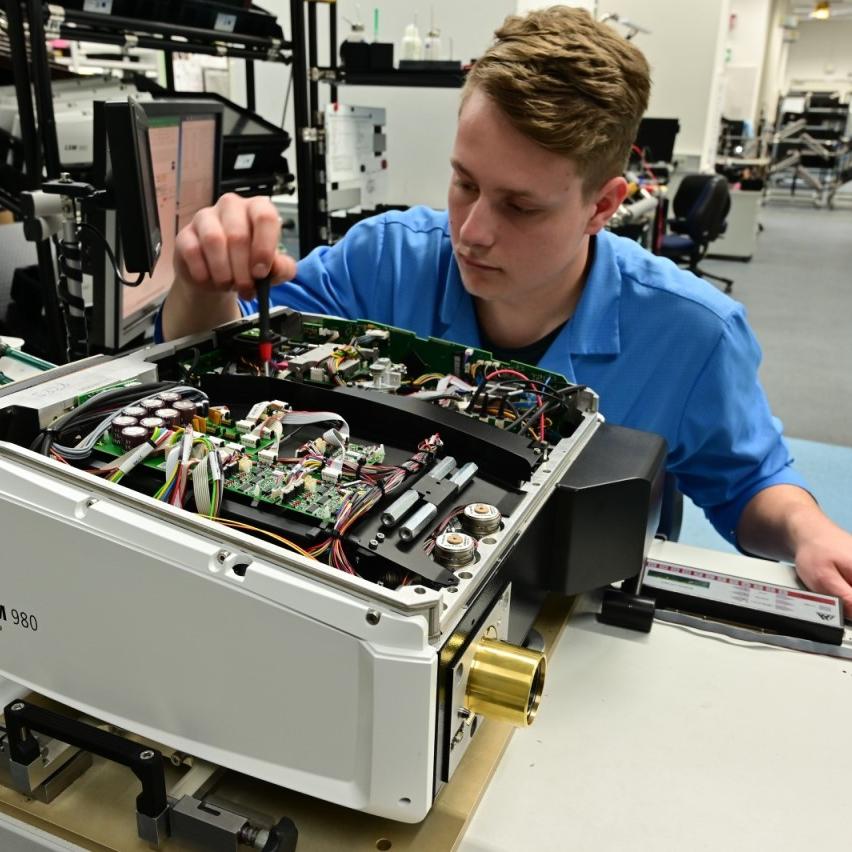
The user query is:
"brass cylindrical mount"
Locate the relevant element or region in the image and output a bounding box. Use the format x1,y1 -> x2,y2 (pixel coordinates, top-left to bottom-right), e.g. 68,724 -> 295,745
464,638 -> 546,727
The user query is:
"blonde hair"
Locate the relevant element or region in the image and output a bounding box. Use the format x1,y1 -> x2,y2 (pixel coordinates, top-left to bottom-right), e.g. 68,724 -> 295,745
462,6 -> 651,194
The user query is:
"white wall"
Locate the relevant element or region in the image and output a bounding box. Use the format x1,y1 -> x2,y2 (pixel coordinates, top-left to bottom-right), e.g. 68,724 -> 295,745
785,19 -> 852,97
230,0 -> 513,209
605,0 -> 731,167
759,0 -> 793,123
724,0 -> 773,124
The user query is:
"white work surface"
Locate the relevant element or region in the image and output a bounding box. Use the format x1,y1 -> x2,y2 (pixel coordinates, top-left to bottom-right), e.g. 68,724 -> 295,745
461,540 -> 851,852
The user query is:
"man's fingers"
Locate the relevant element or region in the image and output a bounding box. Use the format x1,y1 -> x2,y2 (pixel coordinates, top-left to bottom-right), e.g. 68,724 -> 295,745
193,207 -> 233,288
809,566 -> 852,618
174,225 -> 210,286
247,196 -> 282,279
217,193 -> 253,288
270,252 -> 297,284
232,253 -> 295,301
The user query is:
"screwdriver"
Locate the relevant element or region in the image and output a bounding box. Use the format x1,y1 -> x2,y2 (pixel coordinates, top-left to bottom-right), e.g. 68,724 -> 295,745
255,275 -> 273,364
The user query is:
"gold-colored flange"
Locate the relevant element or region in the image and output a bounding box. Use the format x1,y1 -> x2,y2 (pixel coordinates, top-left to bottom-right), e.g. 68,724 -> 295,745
464,638 -> 546,727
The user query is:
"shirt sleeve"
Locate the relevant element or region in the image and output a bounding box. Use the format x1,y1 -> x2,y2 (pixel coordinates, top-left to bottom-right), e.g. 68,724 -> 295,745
668,307 -> 810,545
240,214 -> 389,320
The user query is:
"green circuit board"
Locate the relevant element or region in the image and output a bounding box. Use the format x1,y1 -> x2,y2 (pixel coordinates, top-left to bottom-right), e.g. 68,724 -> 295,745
94,428 -> 380,524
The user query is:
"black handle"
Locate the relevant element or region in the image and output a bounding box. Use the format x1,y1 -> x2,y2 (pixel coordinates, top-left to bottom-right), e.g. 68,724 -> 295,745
3,701 -> 168,819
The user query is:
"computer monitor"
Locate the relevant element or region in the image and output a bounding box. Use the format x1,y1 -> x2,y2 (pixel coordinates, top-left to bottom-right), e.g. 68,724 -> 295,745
633,117 -> 681,165
91,99 -> 223,351
103,97 -> 162,274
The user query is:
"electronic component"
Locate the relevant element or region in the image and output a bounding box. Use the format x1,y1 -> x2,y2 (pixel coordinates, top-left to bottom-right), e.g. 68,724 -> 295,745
0,307 -> 666,829
433,532 -> 476,568
462,503 -> 501,536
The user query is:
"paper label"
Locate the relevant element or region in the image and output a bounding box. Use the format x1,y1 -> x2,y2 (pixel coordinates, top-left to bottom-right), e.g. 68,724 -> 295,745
234,153 -> 256,171
214,13 -> 237,33
83,0 -> 113,13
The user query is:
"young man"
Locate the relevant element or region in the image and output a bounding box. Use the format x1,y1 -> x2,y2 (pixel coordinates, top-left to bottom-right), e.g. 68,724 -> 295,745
161,7 -> 852,612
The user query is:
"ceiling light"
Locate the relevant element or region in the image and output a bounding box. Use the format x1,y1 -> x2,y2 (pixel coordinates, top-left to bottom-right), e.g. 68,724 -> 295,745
810,1 -> 831,19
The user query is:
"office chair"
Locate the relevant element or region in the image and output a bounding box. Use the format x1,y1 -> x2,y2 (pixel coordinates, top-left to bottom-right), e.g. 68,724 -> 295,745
659,174 -> 734,294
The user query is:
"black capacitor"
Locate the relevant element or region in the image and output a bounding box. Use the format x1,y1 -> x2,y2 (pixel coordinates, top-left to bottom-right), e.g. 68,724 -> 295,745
139,416 -> 165,437
159,391 -> 182,405
140,398 -> 165,414
154,408 -> 179,428
120,425 -> 148,450
172,400 -> 196,425
110,415 -> 138,443
122,405 -> 147,420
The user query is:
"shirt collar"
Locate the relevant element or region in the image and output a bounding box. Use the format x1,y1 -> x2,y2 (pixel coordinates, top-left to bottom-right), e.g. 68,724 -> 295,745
438,230 -> 624,356
439,258 -> 481,345
564,231 -> 622,356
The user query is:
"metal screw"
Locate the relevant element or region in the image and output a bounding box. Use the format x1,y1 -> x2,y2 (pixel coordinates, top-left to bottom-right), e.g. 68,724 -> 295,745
375,532 -> 385,542
216,550 -> 229,563
366,609 -> 381,625
10,703 -> 24,712
139,749 -> 155,760
368,538 -> 379,550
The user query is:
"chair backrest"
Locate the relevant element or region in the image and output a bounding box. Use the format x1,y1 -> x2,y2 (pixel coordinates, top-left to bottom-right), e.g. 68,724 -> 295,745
672,174 -> 731,246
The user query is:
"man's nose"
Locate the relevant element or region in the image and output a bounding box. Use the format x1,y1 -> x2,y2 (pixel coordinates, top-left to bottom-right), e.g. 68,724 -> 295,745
458,197 -> 496,249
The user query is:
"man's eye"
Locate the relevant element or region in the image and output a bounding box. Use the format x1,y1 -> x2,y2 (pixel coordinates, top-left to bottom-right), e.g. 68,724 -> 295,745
454,179 -> 476,192
508,203 -> 537,214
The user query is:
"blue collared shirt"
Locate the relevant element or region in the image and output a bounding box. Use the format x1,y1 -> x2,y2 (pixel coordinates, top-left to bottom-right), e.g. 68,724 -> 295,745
229,206 -> 806,542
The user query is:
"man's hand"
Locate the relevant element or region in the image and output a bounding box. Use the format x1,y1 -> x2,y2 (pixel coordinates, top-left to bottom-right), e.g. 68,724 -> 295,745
738,484 -> 852,617
792,520 -> 852,616
162,193 -> 296,341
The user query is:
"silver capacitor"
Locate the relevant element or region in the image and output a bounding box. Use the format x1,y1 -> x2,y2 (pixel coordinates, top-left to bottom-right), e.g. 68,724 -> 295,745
398,503 -> 438,541
381,489 -> 420,527
433,531 -> 476,568
462,503 -> 502,536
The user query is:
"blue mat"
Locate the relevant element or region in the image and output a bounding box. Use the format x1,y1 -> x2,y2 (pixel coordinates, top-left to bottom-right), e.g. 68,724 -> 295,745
679,437 -> 852,553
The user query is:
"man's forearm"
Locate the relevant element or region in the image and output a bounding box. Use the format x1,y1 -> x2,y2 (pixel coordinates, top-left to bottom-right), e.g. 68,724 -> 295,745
161,277 -> 241,342
736,483 -> 824,562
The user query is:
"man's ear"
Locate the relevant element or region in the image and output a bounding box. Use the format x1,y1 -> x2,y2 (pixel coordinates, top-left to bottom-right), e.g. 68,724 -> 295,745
584,176 -> 629,235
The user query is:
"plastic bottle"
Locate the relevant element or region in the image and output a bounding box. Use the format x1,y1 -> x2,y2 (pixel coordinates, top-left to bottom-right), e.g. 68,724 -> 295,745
401,18 -> 423,60
423,27 -> 442,61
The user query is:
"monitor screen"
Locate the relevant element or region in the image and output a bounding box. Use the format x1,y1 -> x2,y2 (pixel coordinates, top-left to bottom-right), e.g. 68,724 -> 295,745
92,100 -> 222,351
633,118 -> 681,165
121,114 -> 217,322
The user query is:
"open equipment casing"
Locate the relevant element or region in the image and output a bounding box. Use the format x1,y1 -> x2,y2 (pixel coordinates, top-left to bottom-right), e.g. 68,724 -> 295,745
0,310 -> 665,822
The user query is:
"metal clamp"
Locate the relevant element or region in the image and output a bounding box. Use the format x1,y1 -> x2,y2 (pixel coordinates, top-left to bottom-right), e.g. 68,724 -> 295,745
3,701 -> 169,841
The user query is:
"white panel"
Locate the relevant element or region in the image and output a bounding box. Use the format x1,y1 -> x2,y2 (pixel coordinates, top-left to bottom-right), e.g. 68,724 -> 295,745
611,0 -> 730,159
0,455 -> 437,821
